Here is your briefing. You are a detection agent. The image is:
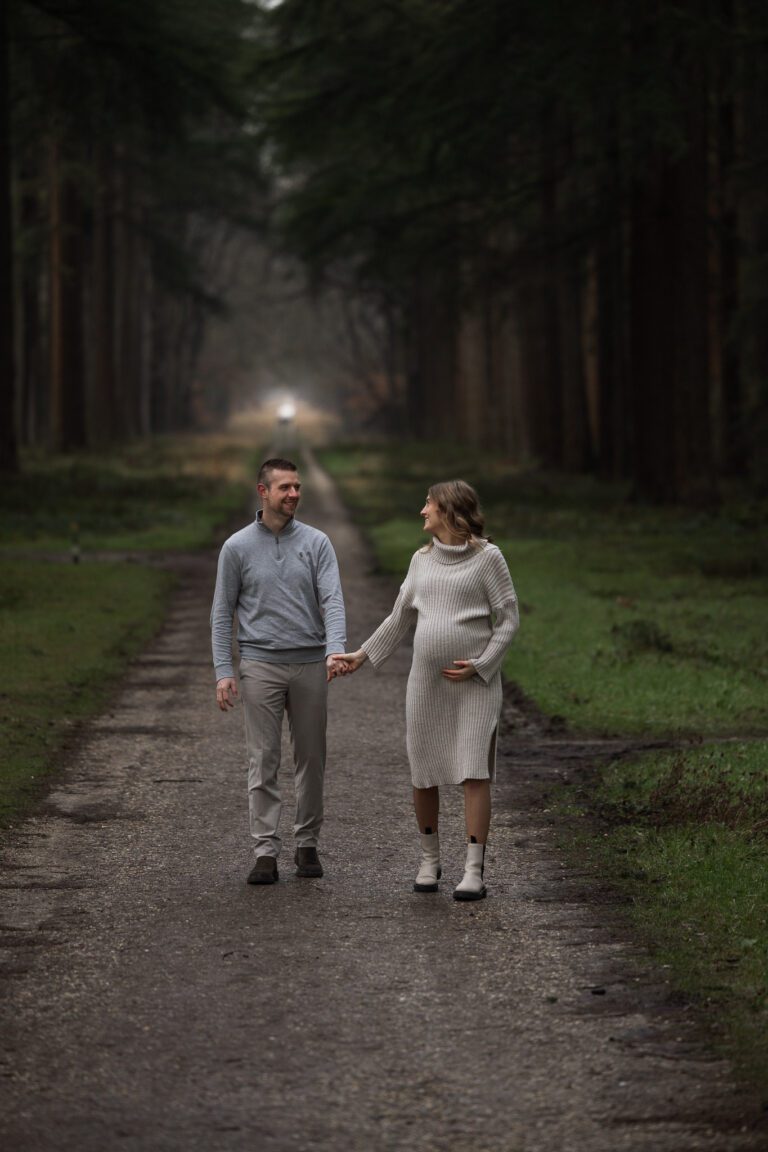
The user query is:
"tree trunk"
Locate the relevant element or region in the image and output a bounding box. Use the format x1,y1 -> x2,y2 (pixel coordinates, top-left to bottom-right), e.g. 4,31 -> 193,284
596,149 -> 631,482
557,253 -> 591,471
735,0 -> 768,488
411,266 -> 457,441
48,135 -> 65,451
518,270 -> 561,469
89,141 -> 117,443
18,150 -> 46,448
669,25 -> 713,503
628,152 -> 678,502
0,3 -> 18,472
628,5 -> 714,503
59,174 -> 87,449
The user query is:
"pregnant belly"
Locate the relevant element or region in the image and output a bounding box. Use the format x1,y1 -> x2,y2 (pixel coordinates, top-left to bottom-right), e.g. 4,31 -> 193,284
413,618 -> 489,668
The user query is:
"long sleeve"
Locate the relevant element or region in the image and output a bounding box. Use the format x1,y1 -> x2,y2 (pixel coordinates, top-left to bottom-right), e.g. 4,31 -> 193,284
360,557 -> 418,668
316,537 -> 347,655
472,549 -> 520,684
210,542 -> 241,680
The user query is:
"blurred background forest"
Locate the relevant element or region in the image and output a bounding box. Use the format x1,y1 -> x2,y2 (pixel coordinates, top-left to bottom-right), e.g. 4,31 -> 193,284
1,0 -> 767,501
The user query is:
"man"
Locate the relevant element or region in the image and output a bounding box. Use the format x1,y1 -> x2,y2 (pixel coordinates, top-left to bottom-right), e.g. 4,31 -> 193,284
211,457 -> 346,885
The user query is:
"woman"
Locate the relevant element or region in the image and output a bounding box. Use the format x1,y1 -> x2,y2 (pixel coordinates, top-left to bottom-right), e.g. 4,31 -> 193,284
334,480 -> 519,901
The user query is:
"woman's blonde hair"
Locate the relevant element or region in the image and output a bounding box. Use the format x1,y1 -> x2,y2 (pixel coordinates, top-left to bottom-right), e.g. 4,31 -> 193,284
427,479 -> 491,548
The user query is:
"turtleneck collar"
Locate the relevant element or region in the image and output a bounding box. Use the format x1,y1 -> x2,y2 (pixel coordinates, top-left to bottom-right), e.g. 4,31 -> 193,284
430,537 -> 475,565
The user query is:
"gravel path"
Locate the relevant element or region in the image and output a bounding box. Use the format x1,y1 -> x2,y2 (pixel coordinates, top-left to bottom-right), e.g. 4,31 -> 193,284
1,453 -> 764,1152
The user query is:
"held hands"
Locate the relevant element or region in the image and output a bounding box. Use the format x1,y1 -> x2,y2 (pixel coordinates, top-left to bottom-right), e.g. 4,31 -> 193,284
329,650 -> 367,678
326,654 -> 348,682
441,659 -> 477,682
216,677 -> 238,711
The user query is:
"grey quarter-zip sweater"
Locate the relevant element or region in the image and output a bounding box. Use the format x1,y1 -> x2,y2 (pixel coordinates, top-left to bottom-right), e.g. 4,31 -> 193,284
210,512 -> 346,680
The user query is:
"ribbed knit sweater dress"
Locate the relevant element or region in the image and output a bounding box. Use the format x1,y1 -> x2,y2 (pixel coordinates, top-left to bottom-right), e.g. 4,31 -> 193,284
361,539 -> 519,788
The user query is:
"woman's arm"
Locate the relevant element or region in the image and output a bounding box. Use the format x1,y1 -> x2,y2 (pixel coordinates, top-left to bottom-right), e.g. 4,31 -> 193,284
333,555 -> 418,672
360,586 -> 418,667
472,549 -> 520,683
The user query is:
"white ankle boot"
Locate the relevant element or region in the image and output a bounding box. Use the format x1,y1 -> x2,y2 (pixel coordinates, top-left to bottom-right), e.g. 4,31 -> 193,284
413,831 -> 441,892
453,841 -> 487,901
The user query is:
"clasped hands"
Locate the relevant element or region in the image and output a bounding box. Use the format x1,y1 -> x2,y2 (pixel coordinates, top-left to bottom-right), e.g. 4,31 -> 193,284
326,650 -> 366,680
327,651 -> 477,682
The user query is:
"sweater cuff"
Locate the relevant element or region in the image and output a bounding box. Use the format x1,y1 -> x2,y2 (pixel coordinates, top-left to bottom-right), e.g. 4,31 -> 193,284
472,657 -> 496,684
215,664 -> 235,682
360,640 -> 383,669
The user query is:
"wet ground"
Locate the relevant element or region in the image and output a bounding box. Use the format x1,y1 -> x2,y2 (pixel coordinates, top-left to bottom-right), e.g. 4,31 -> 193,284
1,452 -> 764,1152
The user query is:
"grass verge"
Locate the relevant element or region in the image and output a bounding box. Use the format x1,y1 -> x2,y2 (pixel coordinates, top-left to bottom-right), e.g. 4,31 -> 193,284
0,433 -> 251,552
566,740 -> 768,1094
1,432 -> 254,826
320,441 -> 767,737
321,439 -> 768,1094
0,560 -> 173,825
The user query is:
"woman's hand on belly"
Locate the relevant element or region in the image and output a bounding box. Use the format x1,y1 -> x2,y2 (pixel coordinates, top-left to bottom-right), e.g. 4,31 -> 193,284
441,659 -> 477,682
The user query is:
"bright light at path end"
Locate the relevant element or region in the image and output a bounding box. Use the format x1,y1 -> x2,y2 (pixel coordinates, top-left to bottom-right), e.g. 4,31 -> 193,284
278,400 -> 297,422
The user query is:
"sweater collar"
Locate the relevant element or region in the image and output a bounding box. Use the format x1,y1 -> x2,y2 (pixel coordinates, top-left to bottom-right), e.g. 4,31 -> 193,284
430,538 -> 475,565
256,510 -> 297,536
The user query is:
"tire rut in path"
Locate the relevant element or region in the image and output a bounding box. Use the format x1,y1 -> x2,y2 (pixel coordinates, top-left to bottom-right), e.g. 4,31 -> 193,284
0,451 -> 764,1152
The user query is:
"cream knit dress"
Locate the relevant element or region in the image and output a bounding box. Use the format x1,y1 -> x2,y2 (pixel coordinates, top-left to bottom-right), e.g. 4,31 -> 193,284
361,539 -> 519,788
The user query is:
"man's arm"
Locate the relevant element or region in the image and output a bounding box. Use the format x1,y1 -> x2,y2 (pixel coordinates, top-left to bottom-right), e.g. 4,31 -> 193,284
315,537 -> 347,657
210,541 -> 241,686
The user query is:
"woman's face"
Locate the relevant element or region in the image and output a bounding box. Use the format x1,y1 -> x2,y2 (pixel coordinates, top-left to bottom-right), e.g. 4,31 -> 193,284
420,494 -> 445,536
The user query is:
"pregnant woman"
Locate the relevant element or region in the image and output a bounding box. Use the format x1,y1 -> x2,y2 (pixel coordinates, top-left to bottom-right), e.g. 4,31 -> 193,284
334,480 -> 519,901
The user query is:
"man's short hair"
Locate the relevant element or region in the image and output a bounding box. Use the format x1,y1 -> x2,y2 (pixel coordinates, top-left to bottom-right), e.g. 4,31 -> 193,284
258,457 -> 299,487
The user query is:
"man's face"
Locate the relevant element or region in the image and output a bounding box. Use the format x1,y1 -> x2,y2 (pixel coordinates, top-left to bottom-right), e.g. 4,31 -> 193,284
258,469 -> 301,518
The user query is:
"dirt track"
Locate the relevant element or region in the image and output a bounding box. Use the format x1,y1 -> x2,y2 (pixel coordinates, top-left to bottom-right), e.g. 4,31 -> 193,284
1,452 -> 764,1152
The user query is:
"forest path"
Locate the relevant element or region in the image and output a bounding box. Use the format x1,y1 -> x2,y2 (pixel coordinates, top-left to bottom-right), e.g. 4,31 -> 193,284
0,450 -> 763,1152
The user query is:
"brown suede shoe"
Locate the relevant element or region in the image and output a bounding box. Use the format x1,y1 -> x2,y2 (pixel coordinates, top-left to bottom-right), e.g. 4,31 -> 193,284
295,847 -> 323,878
247,856 -> 278,885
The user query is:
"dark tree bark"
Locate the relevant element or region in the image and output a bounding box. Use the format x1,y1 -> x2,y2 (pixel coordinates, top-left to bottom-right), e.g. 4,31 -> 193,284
19,153 -> 46,447
735,0 -> 768,487
595,136 -> 632,482
410,267 -> 457,441
48,135 -> 87,451
557,253 -> 591,471
48,135 -> 64,450
628,153 -> 677,502
628,3 -> 714,503
669,31 -> 713,503
59,176 -> 87,449
89,141 -> 117,443
0,2 -> 18,472
518,270 -> 562,469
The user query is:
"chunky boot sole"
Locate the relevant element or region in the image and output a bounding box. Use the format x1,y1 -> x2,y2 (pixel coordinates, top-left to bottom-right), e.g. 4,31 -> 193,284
453,884 -> 487,902
413,866 -> 442,893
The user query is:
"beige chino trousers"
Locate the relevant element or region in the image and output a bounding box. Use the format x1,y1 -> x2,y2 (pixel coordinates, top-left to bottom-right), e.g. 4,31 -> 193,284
239,659 -> 327,859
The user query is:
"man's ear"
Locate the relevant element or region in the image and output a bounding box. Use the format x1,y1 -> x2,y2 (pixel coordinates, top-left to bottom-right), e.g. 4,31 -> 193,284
256,482 -> 268,499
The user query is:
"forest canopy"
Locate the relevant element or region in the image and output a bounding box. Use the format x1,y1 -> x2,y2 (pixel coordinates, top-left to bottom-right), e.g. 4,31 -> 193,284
2,0 -> 767,501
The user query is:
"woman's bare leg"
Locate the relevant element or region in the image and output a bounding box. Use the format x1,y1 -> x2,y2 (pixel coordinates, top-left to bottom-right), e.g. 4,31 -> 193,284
463,779 -> 491,843
413,786 -> 439,833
